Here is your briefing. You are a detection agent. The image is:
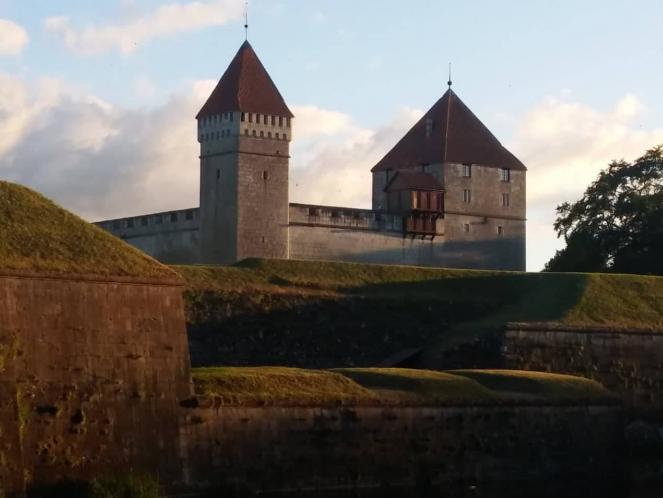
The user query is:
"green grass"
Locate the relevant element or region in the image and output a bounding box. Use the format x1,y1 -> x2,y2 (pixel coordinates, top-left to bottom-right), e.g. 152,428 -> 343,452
191,366 -> 616,406
176,258 -> 663,330
193,367 -> 377,405
176,259 -> 663,365
0,181 -> 175,278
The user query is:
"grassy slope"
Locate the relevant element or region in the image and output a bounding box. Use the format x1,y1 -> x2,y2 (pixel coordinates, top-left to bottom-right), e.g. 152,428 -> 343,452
0,181 -> 174,278
177,258 -> 663,329
192,366 -> 616,406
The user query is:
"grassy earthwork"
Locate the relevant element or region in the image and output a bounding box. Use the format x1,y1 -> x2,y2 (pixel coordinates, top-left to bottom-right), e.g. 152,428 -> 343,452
191,366 -> 617,406
0,181 -> 174,278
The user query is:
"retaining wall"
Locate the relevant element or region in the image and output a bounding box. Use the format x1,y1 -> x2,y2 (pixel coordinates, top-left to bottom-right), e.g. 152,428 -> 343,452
503,323 -> 663,420
0,271 -> 192,494
177,403 -> 622,494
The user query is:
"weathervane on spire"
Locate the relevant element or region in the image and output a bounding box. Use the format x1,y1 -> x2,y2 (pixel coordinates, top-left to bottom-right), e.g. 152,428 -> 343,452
447,62 -> 452,88
244,1 -> 249,40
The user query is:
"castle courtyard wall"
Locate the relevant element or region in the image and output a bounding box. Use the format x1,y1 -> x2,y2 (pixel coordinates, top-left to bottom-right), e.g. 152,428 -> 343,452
289,204 -> 525,270
96,208 -> 200,264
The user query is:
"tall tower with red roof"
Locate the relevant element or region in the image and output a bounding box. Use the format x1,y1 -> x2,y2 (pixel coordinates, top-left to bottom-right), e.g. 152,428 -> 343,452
197,40 -> 293,263
371,87 -> 527,269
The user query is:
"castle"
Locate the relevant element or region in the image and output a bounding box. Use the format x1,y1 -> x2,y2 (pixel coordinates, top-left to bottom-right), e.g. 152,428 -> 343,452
97,41 -> 527,270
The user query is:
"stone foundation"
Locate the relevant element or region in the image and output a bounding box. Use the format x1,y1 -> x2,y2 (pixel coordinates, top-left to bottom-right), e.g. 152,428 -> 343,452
177,403 -> 622,495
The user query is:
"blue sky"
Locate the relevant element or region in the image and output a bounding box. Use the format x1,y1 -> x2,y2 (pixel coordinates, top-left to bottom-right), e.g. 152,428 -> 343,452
1,0 -> 663,270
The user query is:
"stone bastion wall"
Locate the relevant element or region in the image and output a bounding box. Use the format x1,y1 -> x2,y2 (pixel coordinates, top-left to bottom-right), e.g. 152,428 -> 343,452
177,403 -> 622,495
503,323 -> 663,420
0,271 -> 192,494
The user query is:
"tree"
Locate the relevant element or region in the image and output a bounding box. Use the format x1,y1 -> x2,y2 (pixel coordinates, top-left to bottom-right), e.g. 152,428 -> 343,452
545,145 -> 663,275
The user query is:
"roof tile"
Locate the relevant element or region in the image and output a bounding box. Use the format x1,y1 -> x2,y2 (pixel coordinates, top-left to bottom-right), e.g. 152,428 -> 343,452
197,41 -> 293,119
372,89 -> 526,172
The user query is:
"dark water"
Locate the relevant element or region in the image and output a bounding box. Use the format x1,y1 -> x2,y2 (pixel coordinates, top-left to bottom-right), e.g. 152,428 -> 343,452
201,462 -> 663,498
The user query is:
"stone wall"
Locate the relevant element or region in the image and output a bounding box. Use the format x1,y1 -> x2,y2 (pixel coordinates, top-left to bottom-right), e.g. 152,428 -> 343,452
0,271 -> 192,494
177,403 -> 622,494
288,223 -> 525,270
96,208 -> 200,264
503,323 -> 663,420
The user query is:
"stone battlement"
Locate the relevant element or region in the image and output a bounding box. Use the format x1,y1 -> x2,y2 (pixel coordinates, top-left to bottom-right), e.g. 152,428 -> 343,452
289,203 -> 404,233
96,207 -> 200,238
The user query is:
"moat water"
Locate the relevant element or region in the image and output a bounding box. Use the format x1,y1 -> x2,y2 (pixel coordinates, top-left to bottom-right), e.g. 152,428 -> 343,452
190,461 -> 663,498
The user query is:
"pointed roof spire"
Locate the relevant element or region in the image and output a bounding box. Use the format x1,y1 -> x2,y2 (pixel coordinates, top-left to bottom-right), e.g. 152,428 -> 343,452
371,88 -> 526,172
447,62 -> 452,88
244,1 -> 249,41
196,41 -> 293,119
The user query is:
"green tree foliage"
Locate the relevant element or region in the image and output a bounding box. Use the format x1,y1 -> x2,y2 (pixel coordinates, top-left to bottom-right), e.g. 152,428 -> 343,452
545,145 -> 663,275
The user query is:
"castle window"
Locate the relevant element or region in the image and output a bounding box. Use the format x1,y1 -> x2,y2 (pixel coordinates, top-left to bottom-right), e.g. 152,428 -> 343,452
241,112 -> 246,122
268,132 -> 272,139
263,115 -> 268,125
261,236 -> 265,244
155,215 -> 162,224
248,113 -> 253,123
425,118 -> 433,138
502,193 -> 510,207
217,131 -> 221,139
308,207 -> 319,216
271,116 -> 276,126
245,129 -> 249,136
497,226 -> 504,236
282,133 -> 287,140
253,130 -> 257,137
279,117 -> 283,127
500,168 -> 511,182
229,113 -> 234,122
262,171 -> 269,180
463,164 -> 472,177
256,113 -> 261,123
464,223 -> 470,233
260,131 -> 264,138
286,118 -> 291,128
170,212 -> 178,223
141,216 -> 148,226
127,218 -> 134,228
186,210 -> 194,221
227,129 -> 231,137
275,133 -> 280,139
463,189 -> 472,204
216,169 -> 220,180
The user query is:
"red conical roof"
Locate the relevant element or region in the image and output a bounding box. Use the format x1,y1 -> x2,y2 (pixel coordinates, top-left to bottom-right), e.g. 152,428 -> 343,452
196,41 -> 293,119
372,89 -> 525,172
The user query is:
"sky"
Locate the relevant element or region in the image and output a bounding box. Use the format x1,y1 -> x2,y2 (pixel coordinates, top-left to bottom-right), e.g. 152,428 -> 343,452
1,0 -> 663,271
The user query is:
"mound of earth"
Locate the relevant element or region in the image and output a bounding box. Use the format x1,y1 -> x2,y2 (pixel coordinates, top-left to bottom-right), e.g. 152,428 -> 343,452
0,181 -> 175,279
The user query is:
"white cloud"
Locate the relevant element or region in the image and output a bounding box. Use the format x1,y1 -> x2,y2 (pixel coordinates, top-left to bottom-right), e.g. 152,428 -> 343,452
134,75 -> 157,99
44,0 -> 245,55
510,93 -> 663,270
290,106 -> 422,208
0,19 -> 29,55
0,74 -> 201,220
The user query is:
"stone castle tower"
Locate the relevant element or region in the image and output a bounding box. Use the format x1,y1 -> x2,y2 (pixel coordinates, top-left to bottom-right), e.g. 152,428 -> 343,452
196,41 -> 294,264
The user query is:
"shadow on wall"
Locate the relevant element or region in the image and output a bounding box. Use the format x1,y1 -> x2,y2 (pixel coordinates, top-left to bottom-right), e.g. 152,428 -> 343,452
184,271 -> 590,369
292,232 -> 526,271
